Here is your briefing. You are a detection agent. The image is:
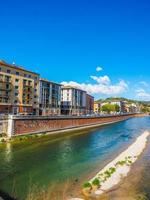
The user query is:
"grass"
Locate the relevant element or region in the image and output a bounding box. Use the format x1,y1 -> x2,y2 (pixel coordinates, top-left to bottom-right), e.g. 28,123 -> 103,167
25,182 -> 70,200
9,180 -> 71,200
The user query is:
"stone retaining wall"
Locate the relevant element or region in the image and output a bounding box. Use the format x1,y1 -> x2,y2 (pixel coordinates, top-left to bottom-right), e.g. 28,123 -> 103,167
11,113 -> 138,136
0,113 -> 145,137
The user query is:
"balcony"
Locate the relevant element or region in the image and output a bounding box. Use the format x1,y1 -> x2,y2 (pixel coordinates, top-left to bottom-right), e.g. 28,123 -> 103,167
0,86 -> 12,91
0,78 -> 11,83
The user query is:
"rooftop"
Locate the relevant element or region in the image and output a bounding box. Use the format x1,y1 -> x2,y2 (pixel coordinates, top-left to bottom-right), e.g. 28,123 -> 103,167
39,78 -> 62,86
0,60 -> 39,75
61,85 -> 86,92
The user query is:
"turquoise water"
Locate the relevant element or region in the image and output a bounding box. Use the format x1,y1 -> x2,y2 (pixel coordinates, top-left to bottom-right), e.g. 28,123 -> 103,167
0,117 -> 150,199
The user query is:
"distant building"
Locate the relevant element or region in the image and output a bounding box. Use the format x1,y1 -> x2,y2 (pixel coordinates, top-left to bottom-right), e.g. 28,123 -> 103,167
94,102 -> 101,114
0,60 -> 39,115
61,86 -> 86,115
86,94 -> 94,114
125,102 -> 140,113
39,78 -> 61,116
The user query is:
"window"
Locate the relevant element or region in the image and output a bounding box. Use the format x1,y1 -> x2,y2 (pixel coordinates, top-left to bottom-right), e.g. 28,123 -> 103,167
28,80 -> 32,86
5,76 -> 11,82
14,100 -> 18,104
6,84 -> 9,89
28,75 -> 31,78
15,86 -> 19,89
15,93 -> 18,96
7,69 -> 11,73
16,71 -> 19,75
24,74 -> 27,77
15,79 -> 19,82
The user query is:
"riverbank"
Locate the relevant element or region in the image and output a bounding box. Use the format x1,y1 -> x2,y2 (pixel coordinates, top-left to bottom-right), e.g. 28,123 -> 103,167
0,117 -> 149,200
102,133 -> 150,200
73,131 -> 150,199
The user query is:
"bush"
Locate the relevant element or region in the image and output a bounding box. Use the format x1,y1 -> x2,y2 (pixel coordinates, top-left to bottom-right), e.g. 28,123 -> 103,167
92,178 -> 100,187
104,170 -> 111,178
116,160 -> 126,166
109,167 -> 116,174
83,182 -> 92,189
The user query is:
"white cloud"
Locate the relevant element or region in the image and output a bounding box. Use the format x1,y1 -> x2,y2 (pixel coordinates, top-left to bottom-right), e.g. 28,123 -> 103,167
96,66 -> 103,72
136,88 -> 150,100
90,75 -> 110,85
139,81 -> 149,87
61,75 -> 128,96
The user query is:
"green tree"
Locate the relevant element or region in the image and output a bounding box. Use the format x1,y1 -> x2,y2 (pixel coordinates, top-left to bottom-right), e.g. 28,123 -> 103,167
101,104 -> 115,114
114,104 -> 120,112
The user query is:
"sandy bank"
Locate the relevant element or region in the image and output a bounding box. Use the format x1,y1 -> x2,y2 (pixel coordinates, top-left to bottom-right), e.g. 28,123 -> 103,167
71,130 -> 150,200
92,131 -> 149,196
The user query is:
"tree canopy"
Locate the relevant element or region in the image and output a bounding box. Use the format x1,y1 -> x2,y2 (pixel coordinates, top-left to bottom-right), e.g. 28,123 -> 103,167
101,103 -> 120,114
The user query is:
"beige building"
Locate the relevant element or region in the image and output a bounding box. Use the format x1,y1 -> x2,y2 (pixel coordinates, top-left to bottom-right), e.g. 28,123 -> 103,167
94,102 -> 101,114
0,60 -> 39,115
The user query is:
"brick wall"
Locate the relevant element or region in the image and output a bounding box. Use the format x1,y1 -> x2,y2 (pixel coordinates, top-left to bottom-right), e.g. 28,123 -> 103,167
13,114 -> 135,135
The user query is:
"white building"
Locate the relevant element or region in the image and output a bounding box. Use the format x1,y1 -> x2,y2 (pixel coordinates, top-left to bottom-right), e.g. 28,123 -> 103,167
39,78 -> 61,116
61,86 -> 86,115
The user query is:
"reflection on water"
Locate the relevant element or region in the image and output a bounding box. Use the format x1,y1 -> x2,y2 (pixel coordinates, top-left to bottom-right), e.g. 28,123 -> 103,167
0,117 -> 150,200
5,142 -> 12,163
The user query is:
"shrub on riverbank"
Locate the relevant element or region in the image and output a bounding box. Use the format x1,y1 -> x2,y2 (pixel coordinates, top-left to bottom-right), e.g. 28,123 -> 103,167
92,178 -> 101,188
83,182 -> 92,189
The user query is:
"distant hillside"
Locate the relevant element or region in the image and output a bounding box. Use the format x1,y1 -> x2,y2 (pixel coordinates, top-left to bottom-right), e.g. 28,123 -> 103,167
96,97 -> 150,105
140,101 -> 150,105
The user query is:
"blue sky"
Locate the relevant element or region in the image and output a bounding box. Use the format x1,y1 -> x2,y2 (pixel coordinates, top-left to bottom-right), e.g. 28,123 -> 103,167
0,0 -> 150,100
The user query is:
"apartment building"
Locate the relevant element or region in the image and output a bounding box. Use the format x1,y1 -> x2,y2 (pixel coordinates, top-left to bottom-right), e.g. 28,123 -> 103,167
123,102 -> 140,113
0,60 -> 39,115
39,78 -> 61,116
61,86 -> 86,115
94,102 -> 101,114
86,94 -> 94,114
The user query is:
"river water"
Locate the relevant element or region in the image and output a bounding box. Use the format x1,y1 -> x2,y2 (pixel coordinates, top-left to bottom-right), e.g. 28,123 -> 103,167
0,117 -> 150,200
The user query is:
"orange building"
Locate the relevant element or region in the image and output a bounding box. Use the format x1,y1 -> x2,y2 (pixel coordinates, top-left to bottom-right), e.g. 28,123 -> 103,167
0,60 -> 39,115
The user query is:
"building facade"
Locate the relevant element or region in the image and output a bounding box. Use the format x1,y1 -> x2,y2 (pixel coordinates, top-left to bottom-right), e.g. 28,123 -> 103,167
39,78 -> 61,116
61,86 -> 86,115
0,60 -> 39,115
94,102 -> 101,114
86,94 -> 94,114
123,102 -> 140,113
